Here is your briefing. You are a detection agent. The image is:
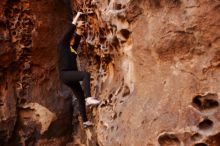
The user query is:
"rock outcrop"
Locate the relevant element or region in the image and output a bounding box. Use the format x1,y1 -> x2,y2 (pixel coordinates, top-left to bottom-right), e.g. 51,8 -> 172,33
1,0 -> 220,146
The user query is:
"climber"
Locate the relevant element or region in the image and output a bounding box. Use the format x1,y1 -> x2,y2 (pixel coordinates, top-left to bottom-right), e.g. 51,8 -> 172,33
59,12 -> 101,128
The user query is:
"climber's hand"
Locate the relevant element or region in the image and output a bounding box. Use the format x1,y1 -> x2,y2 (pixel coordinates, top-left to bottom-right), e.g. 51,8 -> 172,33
77,21 -> 85,28
72,11 -> 83,25
77,11 -> 83,16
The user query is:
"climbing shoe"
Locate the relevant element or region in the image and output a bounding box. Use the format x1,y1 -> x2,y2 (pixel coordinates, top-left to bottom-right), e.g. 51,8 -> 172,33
85,97 -> 101,106
83,121 -> 94,128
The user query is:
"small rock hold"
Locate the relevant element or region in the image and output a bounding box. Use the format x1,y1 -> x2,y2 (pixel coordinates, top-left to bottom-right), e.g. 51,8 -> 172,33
0,100 -> 4,106
191,133 -> 203,141
113,3 -> 122,10
111,112 -> 117,120
122,85 -> 130,97
24,61 -> 31,70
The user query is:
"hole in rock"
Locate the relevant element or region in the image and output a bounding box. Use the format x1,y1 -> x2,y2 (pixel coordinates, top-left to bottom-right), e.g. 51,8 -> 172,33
111,126 -> 114,131
120,29 -> 131,39
121,40 -> 127,44
23,19 -> 34,26
192,93 -> 219,111
11,31 -> 17,36
170,0 -> 181,5
108,94 -> 113,103
118,112 -> 122,117
191,133 -> 202,141
0,101 -> 4,106
194,143 -> 208,146
99,36 -> 106,44
113,3 -> 122,10
158,133 -> 180,146
198,119 -> 213,131
149,0 -> 160,7
122,85 -> 130,97
23,48 -> 31,55
102,54 -> 112,64
99,28 -> 106,36
111,36 -> 119,48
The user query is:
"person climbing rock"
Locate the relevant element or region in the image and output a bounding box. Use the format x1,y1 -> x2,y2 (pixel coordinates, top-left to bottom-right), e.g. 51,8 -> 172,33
59,12 -> 101,128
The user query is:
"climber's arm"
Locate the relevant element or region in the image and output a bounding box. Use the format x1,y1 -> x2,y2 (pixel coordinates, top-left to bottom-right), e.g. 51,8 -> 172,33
71,12 -> 85,48
72,12 -> 83,39
73,19 -> 87,48
59,12 -> 83,47
72,12 -> 83,25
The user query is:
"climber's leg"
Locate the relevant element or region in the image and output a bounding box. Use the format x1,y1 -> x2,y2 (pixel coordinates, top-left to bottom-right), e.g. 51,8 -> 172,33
70,82 -> 88,122
70,84 -> 94,128
60,70 -> 91,98
61,70 -> 101,106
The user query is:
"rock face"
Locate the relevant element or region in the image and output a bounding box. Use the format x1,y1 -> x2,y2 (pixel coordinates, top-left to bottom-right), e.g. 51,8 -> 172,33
74,0 -> 220,145
1,0 -> 220,146
1,0 -> 74,145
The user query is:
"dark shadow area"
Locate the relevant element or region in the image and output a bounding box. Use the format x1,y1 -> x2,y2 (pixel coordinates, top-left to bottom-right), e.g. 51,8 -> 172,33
198,119 -> 214,131
194,143 -> 208,146
191,133 -> 202,141
192,93 -> 219,111
158,133 -> 180,146
120,29 -> 131,39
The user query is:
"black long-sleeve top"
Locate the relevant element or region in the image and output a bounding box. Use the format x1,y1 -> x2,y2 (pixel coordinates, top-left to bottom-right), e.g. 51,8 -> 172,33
59,24 -> 81,71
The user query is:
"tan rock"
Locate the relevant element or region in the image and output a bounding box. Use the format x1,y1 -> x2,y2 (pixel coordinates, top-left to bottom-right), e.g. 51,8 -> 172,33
20,102 -> 57,134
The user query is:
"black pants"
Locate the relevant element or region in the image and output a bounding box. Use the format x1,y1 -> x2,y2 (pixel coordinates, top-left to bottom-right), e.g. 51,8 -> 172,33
60,70 -> 91,122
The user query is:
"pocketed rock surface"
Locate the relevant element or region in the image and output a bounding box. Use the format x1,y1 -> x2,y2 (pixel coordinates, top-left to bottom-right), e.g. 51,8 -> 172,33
0,0 -> 220,146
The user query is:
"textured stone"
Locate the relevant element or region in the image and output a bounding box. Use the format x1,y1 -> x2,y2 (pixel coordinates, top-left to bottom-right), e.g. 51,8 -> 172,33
19,102 -> 57,134
1,0 -> 73,145
0,0 -> 220,145
72,0 -> 220,145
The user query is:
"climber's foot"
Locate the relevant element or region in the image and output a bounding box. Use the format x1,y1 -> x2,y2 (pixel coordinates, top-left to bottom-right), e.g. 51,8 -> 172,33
86,97 -> 101,106
83,121 -> 94,128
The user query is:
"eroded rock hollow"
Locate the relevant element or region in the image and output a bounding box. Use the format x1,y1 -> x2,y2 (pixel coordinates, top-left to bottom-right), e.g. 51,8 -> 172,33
0,0 -> 220,146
